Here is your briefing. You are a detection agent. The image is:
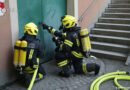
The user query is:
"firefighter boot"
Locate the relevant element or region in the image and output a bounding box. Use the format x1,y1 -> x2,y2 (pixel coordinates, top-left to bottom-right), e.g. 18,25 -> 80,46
59,65 -> 71,77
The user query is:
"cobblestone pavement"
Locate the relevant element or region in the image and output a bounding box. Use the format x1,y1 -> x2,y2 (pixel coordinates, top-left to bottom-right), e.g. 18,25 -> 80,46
2,57 -> 130,90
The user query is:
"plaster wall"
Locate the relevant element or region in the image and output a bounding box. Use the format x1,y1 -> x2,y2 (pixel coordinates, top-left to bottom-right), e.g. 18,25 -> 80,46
78,0 -> 107,29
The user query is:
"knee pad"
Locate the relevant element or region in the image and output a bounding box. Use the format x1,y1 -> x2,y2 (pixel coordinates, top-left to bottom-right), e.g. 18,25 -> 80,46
86,63 -> 100,75
95,64 -> 100,75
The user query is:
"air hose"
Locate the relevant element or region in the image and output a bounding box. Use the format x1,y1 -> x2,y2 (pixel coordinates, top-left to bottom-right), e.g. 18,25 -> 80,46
90,71 -> 130,90
28,58 -> 39,90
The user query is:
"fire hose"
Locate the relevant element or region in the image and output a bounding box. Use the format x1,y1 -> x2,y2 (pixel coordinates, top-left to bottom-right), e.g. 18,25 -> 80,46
90,71 -> 130,90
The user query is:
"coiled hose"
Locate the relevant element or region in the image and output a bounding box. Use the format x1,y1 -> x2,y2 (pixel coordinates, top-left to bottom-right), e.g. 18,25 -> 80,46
90,71 -> 130,90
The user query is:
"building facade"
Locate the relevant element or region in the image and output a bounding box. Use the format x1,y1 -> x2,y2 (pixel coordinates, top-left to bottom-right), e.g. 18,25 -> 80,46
0,0 -> 109,86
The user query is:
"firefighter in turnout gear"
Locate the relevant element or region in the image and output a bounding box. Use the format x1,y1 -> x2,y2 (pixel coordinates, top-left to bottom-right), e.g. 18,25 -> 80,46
13,22 -> 46,89
41,15 -> 100,77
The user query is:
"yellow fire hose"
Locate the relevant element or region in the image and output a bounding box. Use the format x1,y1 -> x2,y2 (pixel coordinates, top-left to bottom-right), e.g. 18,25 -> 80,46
27,58 -> 39,90
114,76 -> 130,90
90,71 -> 130,90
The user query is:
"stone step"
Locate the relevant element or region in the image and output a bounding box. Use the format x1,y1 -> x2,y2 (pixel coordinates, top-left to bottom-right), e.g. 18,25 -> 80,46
91,41 -> 130,54
102,13 -> 130,18
108,4 -> 130,8
105,8 -> 130,13
89,1 -> 130,61
95,23 -> 130,31
91,49 -> 127,61
98,17 -> 130,24
91,28 -> 130,38
90,34 -> 130,45
111,0 -> 130,4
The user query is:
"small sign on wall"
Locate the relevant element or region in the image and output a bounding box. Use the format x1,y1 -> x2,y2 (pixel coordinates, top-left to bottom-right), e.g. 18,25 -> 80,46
0,0 -> 7,16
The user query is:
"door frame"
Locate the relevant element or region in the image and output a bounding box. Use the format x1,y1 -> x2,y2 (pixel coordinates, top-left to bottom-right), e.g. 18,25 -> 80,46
9,0 -> 19,47
67,0 -> 78,21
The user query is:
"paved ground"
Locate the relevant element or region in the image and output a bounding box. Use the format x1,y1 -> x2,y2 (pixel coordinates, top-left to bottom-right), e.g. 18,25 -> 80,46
1,57 -> 130,90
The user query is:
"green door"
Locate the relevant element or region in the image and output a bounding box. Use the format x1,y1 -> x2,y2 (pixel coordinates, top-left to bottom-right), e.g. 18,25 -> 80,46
17,0 -> 66,63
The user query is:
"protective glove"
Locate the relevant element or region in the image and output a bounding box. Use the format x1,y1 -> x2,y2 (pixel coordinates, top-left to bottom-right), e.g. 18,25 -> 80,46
42,23 -> 49,30
40,22 -> 49,30
40,22 -> 54,34
59,24 -> 63,30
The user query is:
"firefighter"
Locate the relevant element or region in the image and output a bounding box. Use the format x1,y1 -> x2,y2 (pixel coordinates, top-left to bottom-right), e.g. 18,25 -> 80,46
41,15 -> 100,77
13,22 -> 46,88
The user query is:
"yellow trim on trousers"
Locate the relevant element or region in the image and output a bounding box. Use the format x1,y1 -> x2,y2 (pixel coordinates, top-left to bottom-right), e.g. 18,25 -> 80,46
72,51 -> 84,58
29,49 -> 34,60
64,39 -> 73,47
82,64 -> 88,73
57,60 -> 68,67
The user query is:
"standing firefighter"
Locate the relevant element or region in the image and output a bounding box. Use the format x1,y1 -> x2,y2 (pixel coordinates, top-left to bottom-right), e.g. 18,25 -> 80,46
13,22 -> 46,89
41,15 -> 100,77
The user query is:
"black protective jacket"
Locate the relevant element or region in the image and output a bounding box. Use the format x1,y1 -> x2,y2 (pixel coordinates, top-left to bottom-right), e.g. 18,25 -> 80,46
20,34 -> 41,68
47,26 -> 84,58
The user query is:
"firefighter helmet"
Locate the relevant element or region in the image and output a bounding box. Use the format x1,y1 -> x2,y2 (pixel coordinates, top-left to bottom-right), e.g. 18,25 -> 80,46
61,15 -> 77,28
24,22 -> 38,36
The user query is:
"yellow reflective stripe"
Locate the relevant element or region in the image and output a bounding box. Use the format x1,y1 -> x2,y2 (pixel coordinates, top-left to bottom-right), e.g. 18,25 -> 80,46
83,64 -> 86,73
57,60 -> 68,67
37,58 -> 39,64
38,73 -> 44,80
76,39 -> 80,47
25,66 -> 33,71
65,40 -> 73,45
24,70 -> 35,73
85,65 -> 88,73
33,58 -> 39,68
64,42 -> 72,47
72,51 -> 84,58
33,65 -> 38,68
58,63 -> 67,67
29,49 -> 34,60
48,27 -> 51,30
64,39 -> 73,47
24,66 -> 34,73
51,29 -> 56,34
57,60 -> 67,65
62,33 -> 66,38
82,64 -> 88,73
60,44 -> 63,49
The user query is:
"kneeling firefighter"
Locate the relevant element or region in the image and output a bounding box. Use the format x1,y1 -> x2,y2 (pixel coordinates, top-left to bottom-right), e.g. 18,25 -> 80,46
13,22 -> 46,89
41,15 -> 100,77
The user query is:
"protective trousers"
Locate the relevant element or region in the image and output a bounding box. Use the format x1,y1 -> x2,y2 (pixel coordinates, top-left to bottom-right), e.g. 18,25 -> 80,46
55,51 -> 71,77
22,64 -> 46,87
55,51 -> 100,77
71,56 -> 100,75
